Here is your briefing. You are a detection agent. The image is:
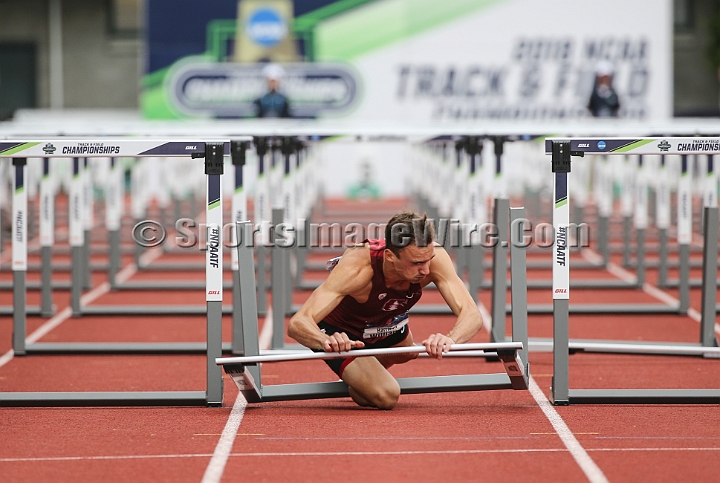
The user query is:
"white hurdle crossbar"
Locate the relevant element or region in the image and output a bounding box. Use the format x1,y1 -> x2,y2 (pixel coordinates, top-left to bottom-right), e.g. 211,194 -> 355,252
216,341 -> 527,404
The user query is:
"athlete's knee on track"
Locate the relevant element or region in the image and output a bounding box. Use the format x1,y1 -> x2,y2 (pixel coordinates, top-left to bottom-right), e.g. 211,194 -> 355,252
371,380 -> 401,410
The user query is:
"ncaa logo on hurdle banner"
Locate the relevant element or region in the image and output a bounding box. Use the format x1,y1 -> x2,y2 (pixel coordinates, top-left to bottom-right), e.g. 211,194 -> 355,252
597,141 -> 606,150
42,143 -> 56,155
246,8 -> 287,47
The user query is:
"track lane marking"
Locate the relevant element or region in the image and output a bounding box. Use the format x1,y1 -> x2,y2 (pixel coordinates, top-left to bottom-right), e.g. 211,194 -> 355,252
478,301 -> 609,483
201,306 -> 272,483
528,378 -> 609,483
5,446 -> 720,463
0,247 -> 161,370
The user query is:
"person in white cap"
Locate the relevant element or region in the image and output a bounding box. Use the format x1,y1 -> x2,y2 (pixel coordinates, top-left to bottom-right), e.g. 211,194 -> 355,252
587,60 -> 620,117
254,63 -> 291,118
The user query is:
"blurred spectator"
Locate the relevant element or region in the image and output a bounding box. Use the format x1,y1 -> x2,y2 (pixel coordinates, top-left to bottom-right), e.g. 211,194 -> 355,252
254,63 -> 291,118
587,60 -> 620,118
347,161 -> 381,200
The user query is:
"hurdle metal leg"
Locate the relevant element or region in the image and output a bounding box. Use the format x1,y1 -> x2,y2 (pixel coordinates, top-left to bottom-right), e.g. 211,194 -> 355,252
13,271 -> 27,355
622,215 -> 632,267
108,229 -> 120,289
509,208 -> 529,374
657,228 -> 668,286
271,208 -> 286,349
83,229 -> 92,289
206,300 -> 223,406
468,243 -> 484,303
235,226 -> 262,401
490,198 -> 509,343
40,245 -> 54,317
257,243 -> 267,315
678,244 -> 690,313
700,207 -> 719,349
635,227 -> 645,286
597,215 -> 609,266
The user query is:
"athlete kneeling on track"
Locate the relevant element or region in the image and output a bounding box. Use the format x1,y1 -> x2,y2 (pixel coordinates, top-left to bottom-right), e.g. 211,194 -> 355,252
288,211 -> 483,409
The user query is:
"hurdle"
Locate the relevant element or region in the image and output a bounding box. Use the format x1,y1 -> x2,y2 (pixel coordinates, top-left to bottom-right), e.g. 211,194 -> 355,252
0,139 -> 235,407
220,191 -> 530,403
546,137 -> 720,405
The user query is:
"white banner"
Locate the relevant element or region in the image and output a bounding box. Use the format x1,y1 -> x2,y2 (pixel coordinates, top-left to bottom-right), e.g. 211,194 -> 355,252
321,0 -> 672,122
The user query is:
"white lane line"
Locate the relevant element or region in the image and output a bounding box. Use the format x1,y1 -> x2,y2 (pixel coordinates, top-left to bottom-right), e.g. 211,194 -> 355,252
528,378 -> 609,483
201,306 -> 272,483
478,300 -> 608,483
0,247 -> 161,370
5,446 -> 720,463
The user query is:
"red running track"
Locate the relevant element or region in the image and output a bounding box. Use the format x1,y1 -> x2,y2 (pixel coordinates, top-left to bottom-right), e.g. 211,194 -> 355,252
1,199 -> 719,483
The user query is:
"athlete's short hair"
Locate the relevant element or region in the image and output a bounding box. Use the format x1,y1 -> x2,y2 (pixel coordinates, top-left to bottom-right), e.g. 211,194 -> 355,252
385,211 -> 435,257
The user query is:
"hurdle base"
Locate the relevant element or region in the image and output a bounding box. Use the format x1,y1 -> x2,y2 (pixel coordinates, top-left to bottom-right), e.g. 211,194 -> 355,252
566,389 -> 720,404
0,306 -> 42,316
78,305 -> 234,316
224,373 -> 521,403
25,342 -> 234,354
0,391 -> 211,407
408,303 -> 682,316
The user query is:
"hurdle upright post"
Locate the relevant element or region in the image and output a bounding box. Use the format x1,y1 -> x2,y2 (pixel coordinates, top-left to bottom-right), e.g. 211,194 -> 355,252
281,137 -> 295,317
39,157 -> 55,316
466,137 -> 485,302
203,142 -> 225,406
12,158 -> 28,355
677,155 -> 692,313
700,206 -> 719,349
550,141 -> 572,406
490,198 -> 509,343
621,155 -> 633,268
106,157 -> 123,290
230,140 -> 248,355
70,157 -> 84,316
509,207 -> 529,374
634,155 -> 648,286
81,157 -> 93,290
656,155 -> 670,286
234,220 -> 262,401
271,207 -> 286,349
254,137 -> 269,315
490,137 -> 509,343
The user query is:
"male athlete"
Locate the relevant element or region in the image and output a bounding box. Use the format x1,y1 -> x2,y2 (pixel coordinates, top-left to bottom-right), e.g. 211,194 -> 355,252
288,212 -> 483,410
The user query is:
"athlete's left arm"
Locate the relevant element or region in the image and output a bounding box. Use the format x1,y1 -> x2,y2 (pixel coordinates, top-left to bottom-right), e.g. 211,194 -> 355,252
422,246 -> 483,358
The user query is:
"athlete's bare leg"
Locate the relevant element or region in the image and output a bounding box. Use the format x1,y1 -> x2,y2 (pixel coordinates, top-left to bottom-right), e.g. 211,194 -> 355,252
341,331 -> 418,409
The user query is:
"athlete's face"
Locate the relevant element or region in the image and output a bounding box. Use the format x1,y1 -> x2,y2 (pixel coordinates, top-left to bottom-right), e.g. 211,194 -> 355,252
390,244 -> 435,283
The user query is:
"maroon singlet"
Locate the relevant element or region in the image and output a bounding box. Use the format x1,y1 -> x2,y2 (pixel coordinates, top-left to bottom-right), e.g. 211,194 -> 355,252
323,239 -> 422,341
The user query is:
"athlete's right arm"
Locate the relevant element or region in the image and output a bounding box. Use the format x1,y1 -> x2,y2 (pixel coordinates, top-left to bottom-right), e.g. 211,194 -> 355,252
287,249 -> 372,352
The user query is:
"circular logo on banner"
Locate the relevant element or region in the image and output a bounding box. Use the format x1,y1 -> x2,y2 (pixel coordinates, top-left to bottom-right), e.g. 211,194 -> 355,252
597,141 -> 607,150
246,8 -> 287,47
